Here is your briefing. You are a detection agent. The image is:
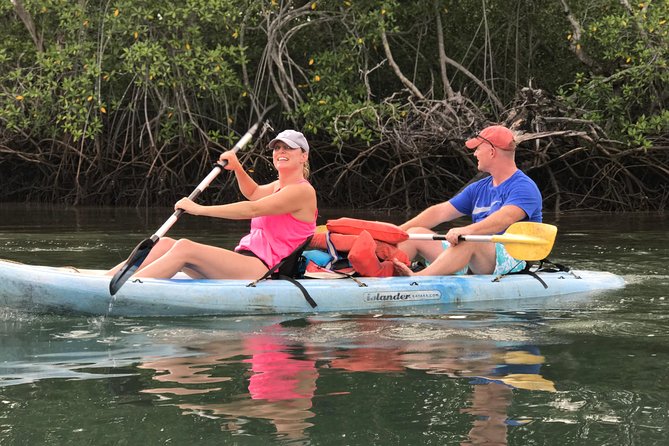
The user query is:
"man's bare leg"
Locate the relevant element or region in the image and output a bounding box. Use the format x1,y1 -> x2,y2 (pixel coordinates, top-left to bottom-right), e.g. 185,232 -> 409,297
393,242 -> 496,276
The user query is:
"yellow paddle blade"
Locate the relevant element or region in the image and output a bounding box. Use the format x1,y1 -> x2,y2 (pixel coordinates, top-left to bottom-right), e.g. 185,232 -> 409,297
491,222 -> 558,261
498,373 -> 557,392
315,224 -> 329,234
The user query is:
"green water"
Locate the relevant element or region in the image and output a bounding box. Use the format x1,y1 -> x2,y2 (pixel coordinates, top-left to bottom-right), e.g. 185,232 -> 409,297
0,205 -> 667,445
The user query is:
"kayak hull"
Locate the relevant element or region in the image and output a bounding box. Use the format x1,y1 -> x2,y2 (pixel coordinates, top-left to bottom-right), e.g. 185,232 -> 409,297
0,260 -> 626,317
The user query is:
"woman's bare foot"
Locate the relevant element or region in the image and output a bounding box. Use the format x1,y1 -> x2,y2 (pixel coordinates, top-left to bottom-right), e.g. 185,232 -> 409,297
392,258 -> 415,276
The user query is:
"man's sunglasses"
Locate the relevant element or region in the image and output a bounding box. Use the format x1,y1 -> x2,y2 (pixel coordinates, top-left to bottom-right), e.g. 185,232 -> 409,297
471,134 -> 499,150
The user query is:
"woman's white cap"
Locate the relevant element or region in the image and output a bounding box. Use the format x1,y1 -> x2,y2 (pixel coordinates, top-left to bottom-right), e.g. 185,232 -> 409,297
268,130 -> 309,152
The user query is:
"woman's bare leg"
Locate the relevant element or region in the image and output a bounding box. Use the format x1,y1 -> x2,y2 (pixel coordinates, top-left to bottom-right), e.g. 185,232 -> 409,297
106,237 -> 177,276
133,238 -> 268,280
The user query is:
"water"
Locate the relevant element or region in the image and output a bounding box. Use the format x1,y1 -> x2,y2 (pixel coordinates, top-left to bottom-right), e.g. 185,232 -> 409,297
0,204 -> 667,445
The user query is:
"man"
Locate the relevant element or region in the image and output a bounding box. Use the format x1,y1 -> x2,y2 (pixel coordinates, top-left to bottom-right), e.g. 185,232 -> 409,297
393,125 -> 542,276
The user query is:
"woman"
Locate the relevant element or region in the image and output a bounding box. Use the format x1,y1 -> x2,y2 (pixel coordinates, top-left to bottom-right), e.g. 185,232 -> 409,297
113,130 -> 317,280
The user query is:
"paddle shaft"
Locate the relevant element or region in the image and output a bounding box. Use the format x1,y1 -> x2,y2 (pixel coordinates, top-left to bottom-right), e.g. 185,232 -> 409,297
408,233 -> 538,243
151,123 -> 258,240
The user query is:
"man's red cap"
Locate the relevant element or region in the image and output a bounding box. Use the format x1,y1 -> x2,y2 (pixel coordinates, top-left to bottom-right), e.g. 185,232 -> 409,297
465,125 -> 516,151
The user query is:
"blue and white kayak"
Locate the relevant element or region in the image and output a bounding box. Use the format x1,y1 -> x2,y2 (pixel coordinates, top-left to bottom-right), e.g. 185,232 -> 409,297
0,259 -> 625,317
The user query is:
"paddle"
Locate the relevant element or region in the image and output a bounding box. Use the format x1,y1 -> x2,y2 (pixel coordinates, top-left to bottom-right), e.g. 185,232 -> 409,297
407,222 -> 558,261
109,117 -> 266,296
314,220 -> 557,261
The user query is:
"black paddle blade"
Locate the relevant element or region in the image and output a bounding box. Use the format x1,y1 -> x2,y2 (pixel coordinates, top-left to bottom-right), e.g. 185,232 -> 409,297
109,237 -> 156,295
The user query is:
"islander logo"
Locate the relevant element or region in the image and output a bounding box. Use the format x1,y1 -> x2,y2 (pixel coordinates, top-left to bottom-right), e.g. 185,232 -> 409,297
363,290 -> 441,303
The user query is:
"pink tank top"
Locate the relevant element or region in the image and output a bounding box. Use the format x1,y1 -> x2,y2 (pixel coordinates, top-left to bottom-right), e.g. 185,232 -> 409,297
235,181 -> 316,268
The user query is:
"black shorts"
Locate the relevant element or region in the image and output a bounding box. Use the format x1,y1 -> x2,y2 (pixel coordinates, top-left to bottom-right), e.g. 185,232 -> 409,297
236,249 -> 270,268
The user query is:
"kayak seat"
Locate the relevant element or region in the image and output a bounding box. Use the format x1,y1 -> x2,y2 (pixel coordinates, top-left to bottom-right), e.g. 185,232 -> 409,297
271,235 -> 313,280
246,236 -> 317,309
502,258 -> 574,288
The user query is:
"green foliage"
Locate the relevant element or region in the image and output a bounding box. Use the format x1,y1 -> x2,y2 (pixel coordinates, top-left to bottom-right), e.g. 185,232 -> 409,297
0,0 -> 246,145
293,46 -> 380,144
0,0 -> 666,206
4,0 -> 664,149
561,1 -> 669,147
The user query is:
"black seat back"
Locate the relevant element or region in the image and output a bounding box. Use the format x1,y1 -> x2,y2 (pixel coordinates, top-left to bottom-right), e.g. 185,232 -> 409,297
269,235 -> 313,279
247,235 -> 316,308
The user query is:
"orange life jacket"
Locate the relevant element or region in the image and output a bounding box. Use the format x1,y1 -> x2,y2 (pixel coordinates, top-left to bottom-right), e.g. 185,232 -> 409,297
308,218 -> 410,277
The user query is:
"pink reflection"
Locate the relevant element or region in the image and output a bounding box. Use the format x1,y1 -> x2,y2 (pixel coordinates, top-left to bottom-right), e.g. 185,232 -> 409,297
244,333 -> 317,402
138,326 -> 317,441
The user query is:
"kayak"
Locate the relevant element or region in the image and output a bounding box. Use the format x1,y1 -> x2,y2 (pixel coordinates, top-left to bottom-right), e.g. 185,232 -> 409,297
0,259 -> 626,317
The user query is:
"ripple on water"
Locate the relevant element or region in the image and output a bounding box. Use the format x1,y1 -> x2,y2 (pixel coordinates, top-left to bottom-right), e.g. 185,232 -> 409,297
0,309 -> 39,322
52,330 -> 100,340
623,274 -> 669,285
382,323 -> 533,343
275,315 -> 540,348
548,317 -> 667,339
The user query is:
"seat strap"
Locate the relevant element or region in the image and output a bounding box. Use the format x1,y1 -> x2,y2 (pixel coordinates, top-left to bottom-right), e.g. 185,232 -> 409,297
502,258 -> 576,289
502,260 -> 548,288
276,275 -> 317,308
246,236 -> 317,308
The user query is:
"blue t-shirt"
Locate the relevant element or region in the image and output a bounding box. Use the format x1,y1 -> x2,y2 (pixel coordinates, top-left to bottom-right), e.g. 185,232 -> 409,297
449,170 -> 542,224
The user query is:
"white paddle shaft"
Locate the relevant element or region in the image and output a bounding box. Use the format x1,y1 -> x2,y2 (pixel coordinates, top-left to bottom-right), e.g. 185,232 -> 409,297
153,121 -> 259,239
408,234 -> 493,242
408,233 -> 546,245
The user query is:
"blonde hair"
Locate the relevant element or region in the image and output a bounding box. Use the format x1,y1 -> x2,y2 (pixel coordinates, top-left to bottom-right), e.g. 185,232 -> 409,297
302,159 -> 310,179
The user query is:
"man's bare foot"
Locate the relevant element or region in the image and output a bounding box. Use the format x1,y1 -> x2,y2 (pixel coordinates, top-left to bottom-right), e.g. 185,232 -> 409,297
392,258 -> 415,276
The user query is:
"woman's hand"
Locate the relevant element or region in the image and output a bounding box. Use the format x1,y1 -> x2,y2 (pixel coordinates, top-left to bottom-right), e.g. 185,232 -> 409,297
218,150 -> 242,171
175,197 -> 202,215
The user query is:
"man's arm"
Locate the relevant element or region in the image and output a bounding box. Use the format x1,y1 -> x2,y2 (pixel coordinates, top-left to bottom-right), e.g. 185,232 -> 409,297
466,205 -> 526,234
400,201 -> 465,231
445,205 -> 526,245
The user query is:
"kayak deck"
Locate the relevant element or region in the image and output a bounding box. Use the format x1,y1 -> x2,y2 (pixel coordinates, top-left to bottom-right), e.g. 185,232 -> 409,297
0,260 -> 626,317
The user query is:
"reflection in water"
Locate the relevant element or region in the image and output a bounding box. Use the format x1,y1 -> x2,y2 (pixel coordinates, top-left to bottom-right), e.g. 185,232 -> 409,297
137,317 -> 554,444
139,328 -> 317,441
244,329 -> 318,402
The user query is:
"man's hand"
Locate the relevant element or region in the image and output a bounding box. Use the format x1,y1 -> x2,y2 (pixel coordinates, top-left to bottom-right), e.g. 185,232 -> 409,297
445,226 -> 467,246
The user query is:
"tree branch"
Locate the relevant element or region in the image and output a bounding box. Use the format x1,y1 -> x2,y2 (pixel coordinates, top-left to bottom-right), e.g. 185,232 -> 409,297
559,0 -> 599,71
380,27 -> 425,100
434,1 -> 455,100
10,0 -> 43,52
